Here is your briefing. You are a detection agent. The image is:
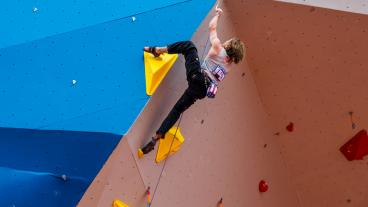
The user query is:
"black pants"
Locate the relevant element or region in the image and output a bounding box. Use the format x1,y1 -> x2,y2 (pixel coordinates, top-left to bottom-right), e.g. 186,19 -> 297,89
156,41 -> 207,136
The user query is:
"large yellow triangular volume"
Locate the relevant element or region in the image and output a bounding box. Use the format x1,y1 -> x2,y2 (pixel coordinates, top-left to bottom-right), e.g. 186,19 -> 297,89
112,199 -> 129,207
144,52 -> 178,96
156,127 -> 184,163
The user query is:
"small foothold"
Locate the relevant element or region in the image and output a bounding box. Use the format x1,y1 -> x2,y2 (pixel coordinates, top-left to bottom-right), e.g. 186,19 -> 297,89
201,120 -> 204,124
274,132 -> 280,136
352,123 -> 356,129
347,199 -> 351,203
241,72 -> 245,77
132,16 -> 136,22
32,7 -> 38,13
147,186 -> 151,204
264,144 -> 267,148
138,148 -> 144,158
72,79 -> 77,85
61,174 -> 67,181
349,111 -> 353,116
286,122 -> 294,132
259,180 -> 269,192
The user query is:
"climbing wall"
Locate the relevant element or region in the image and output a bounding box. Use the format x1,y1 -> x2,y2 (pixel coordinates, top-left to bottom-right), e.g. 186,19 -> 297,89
0,127 -> 121,207
80,2 -> 301,207
0,0 -> 211,134
228,0 -> 368,206
1,0 -> 189,49
0,0 -> 214,206
78,139 -> 147,207
4,0 -> 367,206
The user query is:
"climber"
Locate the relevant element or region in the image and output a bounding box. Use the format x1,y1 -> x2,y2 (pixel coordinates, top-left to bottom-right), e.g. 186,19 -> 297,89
141,5 -> 245,154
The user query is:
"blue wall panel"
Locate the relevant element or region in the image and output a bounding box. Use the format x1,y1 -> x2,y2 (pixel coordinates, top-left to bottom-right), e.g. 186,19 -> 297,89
0,127 -> 121,207
0,16 -> 150,135
0,167 -> 88,207
0,0 -> 189,48
0,0 -> 214,135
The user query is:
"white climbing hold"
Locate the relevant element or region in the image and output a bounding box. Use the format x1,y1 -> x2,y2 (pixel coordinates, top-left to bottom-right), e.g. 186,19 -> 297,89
61,174 -> 67,181
131,16 -> 136,22
72,79 -> 77,85
32,7 -> 39,13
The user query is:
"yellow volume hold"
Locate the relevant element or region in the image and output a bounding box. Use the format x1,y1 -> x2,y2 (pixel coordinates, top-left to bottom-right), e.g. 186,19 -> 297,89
156,127 -> 184,163
112,199 -> 129,207
144,51 -> 178,96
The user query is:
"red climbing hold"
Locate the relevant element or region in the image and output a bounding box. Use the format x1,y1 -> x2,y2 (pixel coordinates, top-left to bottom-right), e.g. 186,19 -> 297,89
340,129 -> 368,161
259,180 -> 269,192
286,122 -> 294,132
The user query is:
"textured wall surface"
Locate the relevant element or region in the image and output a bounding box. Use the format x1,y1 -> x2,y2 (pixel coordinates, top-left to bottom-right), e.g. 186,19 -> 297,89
0,127 -> 121,207
4,0 -> 367,206
228,0 -> 368,206
0,0 -> 213,135
80,2 -> 301,207
0,0 -> 188,48
78,139 -> 147,207
0,0 -> 214,206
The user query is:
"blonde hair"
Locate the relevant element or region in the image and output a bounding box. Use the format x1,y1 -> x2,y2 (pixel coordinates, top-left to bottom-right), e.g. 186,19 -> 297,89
224,38 -> 245,64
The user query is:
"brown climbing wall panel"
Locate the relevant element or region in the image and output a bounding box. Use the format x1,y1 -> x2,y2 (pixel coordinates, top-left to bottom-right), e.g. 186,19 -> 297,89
229,0 -> 368,206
